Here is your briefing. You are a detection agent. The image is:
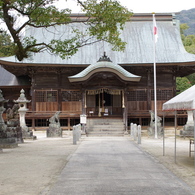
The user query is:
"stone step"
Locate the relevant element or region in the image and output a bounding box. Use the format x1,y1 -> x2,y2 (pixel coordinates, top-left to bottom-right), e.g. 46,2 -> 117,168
87,131 -> 124,137
87,119 -> 123,123
87,118 -> 124,136
88,128 -> 124,132
89,128 -> 124,132
88,132 -> 124,136
90,121 -> 123,124
90,124 -> 124,128
88,120 -> 123,123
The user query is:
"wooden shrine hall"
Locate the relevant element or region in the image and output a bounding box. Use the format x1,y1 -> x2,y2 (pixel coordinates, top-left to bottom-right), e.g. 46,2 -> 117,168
0,13 -> 195,131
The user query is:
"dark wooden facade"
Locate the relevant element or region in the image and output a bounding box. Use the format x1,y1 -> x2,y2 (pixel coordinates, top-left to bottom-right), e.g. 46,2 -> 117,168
0,61 -> 190,129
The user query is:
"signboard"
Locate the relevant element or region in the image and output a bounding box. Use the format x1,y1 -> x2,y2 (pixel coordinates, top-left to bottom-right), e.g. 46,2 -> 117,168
80,114 -> 87,124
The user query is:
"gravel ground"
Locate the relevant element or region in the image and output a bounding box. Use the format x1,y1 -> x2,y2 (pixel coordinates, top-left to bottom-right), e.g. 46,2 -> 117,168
0,131 -> 195,195
0,131 -> 80,195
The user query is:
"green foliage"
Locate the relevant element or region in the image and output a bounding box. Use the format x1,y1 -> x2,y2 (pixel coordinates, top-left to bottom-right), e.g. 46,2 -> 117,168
0,0 -> 133,61
176,77 -> 192,94
187,73 -> 195,86
180,23 -> 189,35
81,0 -> 132,51
0,30 -> 15,57
183,35 -> 195,54
180,24 -> 195,55
176,23 -> 195,94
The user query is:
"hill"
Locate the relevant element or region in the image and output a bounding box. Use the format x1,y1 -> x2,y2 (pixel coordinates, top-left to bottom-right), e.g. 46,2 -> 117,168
177,8 -> 195,35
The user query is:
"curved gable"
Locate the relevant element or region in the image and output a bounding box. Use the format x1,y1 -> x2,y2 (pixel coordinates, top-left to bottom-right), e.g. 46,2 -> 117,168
68,55 -> 141,82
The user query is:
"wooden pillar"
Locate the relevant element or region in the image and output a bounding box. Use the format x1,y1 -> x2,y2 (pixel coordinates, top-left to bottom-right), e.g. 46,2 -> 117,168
57,68 -> 62,111
123,89 -> 128,132
82,89 -> 86,115
125,89 -> 129,131
30,72 -> 36,130
68,118 -> 70,130
58,89 -> 62,111
173,73 -> 177,96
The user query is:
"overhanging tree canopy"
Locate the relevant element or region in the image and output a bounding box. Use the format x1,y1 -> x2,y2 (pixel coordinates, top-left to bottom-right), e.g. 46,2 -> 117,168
0,0 -> 132,61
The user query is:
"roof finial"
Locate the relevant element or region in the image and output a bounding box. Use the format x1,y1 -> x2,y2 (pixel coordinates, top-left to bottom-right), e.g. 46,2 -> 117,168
97,52 -> 112,62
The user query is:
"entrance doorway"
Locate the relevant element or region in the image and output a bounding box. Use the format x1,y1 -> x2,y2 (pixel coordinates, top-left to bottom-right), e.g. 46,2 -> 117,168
86,89 -> 122,116
96,92 -> 112,107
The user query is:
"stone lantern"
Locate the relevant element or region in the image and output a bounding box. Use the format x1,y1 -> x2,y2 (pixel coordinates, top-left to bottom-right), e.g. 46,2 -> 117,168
14,89 -> 35,139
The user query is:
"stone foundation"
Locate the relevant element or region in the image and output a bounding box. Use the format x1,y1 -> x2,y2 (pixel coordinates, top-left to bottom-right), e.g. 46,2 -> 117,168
0,138 -> 18,148
180,125 -> 194,137
47,125 -> 62,137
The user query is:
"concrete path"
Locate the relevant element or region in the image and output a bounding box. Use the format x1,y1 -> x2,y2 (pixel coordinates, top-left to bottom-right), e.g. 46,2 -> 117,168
49,137 -> 195,195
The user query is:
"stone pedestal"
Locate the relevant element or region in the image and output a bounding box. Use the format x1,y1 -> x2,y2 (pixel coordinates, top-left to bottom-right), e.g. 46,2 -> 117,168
47,124 -> 62,137
180,111 -> 194,137
6,106 -> 23,144
0,89 -> 18,148
0,122 -> 18,148
0,122 -> 20,148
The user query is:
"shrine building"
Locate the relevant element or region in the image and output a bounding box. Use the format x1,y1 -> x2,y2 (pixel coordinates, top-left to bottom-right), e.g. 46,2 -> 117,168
0,13 -> 195,132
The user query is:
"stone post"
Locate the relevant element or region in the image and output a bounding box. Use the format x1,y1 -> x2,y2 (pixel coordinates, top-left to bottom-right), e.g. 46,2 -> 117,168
130,123 -> 133,137
133,124 -> 137,141
137,125 -> 141,144
73,126 -> 77,145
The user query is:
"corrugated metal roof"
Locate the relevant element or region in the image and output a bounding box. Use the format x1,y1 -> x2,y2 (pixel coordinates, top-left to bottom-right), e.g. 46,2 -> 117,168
0,66 -> 30,86
0,13 -> 195,65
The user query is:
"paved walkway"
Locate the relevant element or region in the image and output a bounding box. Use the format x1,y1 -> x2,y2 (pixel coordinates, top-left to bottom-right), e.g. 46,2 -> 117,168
49,137 -> 195,195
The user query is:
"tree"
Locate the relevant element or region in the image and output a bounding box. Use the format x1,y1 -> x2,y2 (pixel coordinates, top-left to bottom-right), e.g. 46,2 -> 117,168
175,24 -> 195,94
180,23 -> 189,36
186,73 -> 195,86
179,23 -> 195,89
176,77 -> 192,94
0,0 -> 132,61
183,34 -> 195,54
0,30 -> 14,57
180,23 -> 195,55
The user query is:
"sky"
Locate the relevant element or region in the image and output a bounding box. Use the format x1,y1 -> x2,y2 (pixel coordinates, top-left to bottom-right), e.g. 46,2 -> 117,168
1,0 -> 194,31
55,0 -> 195,13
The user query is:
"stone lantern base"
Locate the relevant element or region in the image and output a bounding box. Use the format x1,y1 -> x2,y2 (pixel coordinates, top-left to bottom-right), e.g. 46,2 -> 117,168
22,126 -> 37,140
0,138 -> 18,148
0,123 -> 19,148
